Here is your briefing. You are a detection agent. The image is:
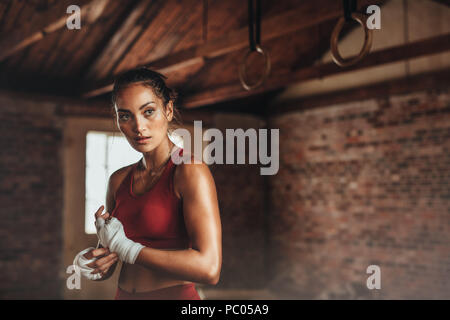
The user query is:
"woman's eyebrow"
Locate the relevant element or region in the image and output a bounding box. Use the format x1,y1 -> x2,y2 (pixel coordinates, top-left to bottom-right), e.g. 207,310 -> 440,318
117,101 -> 156,112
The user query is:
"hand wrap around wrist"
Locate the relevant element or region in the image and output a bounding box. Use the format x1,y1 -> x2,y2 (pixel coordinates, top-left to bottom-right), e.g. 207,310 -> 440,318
95,217 -> 144,264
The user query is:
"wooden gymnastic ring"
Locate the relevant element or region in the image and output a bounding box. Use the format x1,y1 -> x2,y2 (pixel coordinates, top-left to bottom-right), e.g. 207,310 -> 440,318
330,12 -> 373,67
239,45 -> 271,91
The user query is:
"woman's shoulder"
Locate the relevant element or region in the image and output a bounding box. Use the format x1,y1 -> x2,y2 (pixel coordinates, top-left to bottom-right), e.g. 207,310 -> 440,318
173,151 -> 214,198
106,162 -> 136,211
174,150 -> 209,175
108,163 -> 135,195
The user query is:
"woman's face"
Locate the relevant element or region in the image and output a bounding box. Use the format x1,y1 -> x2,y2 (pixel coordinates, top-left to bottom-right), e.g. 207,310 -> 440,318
114,83 -> 173,153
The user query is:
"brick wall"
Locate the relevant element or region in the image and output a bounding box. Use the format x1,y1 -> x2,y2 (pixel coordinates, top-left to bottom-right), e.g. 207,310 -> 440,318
199,113 -> 268,294
2,85 -> 449,299
0,92 -> 64,299
267,87 -> 450,299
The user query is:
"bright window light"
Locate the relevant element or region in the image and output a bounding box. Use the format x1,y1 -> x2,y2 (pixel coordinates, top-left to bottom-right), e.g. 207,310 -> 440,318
84,131 -> 141,234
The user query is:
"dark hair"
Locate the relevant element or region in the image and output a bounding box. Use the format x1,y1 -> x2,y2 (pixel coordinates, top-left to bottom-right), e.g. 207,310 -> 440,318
111,67 -> 182,130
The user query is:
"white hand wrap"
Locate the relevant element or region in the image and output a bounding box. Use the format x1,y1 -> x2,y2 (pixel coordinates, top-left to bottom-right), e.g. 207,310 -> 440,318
95,217 -> 144,264
73,247 -> 102,281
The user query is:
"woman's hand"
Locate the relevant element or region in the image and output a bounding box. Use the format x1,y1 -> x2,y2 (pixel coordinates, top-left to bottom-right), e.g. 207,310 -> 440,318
94,205 -> 111,225
94,205 -> 144,264
80,205 -> 117,278
84,247 -> 118,278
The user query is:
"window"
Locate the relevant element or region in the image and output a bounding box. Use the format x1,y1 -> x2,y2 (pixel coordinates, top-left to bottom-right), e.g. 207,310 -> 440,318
84,131 -> 141,234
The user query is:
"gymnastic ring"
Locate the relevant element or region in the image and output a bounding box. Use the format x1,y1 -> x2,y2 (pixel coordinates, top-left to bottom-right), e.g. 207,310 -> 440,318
330,12 -> 373,67
239,45 -> 271,91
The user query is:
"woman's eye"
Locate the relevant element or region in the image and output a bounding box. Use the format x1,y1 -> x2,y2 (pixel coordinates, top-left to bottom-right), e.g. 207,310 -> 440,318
144,109 -> 154,115
119,114 -> 129,121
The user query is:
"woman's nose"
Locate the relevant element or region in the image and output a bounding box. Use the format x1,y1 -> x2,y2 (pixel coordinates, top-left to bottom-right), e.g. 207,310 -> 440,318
133,116 -> 146,134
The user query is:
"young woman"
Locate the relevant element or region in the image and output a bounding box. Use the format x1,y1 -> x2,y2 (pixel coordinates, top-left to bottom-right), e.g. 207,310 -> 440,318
82,68 -> 222,300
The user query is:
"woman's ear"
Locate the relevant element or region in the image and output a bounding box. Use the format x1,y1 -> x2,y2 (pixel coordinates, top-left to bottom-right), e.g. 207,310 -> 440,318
166,100 -> 174,122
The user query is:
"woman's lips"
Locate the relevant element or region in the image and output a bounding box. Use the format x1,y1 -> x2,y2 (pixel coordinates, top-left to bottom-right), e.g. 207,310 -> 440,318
135,137 -> 151,144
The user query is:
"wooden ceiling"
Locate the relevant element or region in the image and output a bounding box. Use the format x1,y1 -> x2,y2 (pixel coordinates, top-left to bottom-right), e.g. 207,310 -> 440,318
0,0 -> 447,112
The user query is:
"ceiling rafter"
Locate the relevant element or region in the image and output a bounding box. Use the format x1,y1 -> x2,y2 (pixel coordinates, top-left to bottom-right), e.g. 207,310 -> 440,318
112,0 -> 203,77
180,33 -> 450,108
273,68 -> 450,115
81,0 -> 382,98
82,0 -> 158,81
430,0 -> 450,7
0,0 -> 109,62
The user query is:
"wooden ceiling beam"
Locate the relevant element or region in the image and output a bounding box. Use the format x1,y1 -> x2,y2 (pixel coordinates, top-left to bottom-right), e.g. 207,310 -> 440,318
430,0 -> 450,6
82,0 -> 382,98
180,33 -> 450,108
112,0 -> 202,77
0,0 -> 109,62
273,68 -> 450,115
83,0 -> 163,82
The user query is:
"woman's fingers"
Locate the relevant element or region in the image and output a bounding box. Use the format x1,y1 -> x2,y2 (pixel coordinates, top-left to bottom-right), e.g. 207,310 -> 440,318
93,260 -> 116,276
86,251 -> 116,268
90,253 -> 119,275
84,247 -> 110,267
83,247 -> 109,260
94,205 -> 104,219
92,247 -> 110,257
101,212 -> 110,220
83,248 -> 95,260
94,205 -> 111,223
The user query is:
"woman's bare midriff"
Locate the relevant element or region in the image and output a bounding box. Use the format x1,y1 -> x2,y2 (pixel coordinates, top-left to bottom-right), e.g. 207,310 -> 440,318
117,248 -> 193,293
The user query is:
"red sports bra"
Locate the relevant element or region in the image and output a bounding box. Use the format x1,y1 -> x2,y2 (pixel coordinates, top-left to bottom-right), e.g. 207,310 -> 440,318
111,147 -> 191,249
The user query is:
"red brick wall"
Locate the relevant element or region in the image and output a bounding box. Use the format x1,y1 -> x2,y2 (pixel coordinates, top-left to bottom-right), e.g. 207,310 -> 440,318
209,163 -> 267,290
198,114 -> 268,292
0,92 -> 64,299
267,88 -> 450,299
2,85 -> 449,299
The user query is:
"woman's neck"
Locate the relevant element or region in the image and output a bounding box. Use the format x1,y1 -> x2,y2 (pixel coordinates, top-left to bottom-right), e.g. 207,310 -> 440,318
140,137 -> 175,172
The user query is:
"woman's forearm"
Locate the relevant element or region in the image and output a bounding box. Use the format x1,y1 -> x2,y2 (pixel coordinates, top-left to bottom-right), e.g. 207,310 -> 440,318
135,247 -> 220,285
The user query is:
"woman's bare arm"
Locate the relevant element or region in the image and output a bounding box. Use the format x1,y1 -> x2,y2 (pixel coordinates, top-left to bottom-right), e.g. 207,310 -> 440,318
134,160 -> 222,285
